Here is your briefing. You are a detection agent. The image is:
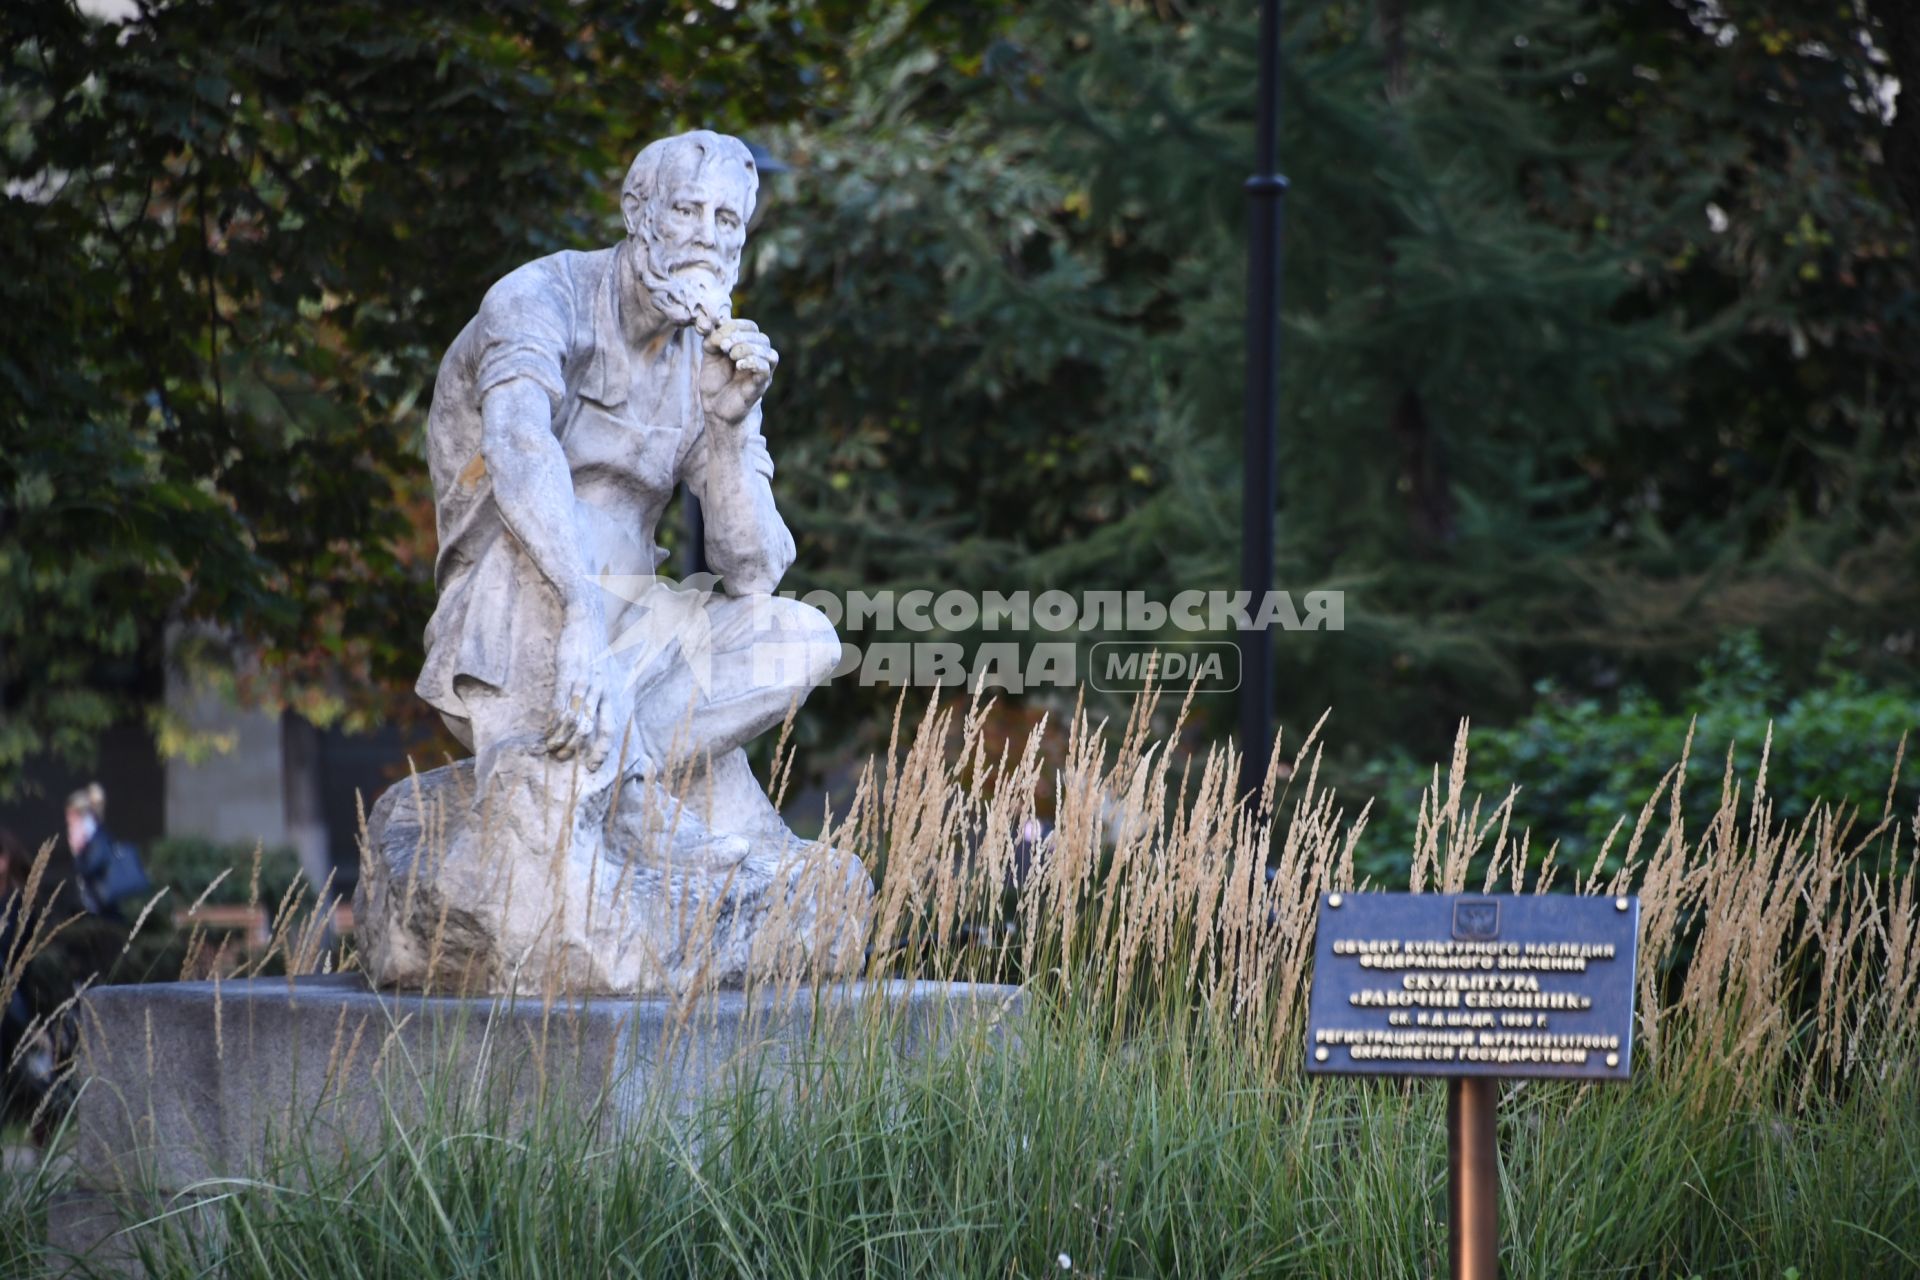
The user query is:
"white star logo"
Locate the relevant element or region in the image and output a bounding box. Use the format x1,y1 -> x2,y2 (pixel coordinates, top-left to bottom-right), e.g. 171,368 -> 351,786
589,571 -> 722,697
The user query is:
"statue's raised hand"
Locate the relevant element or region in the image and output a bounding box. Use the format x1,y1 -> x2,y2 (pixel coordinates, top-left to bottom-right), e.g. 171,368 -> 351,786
698,317 -> 778,429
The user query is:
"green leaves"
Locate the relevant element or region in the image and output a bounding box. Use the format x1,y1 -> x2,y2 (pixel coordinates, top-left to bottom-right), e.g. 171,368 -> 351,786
3,0 -> 1914,794
1349,631 -> 1919,882
0,0 -> 862,790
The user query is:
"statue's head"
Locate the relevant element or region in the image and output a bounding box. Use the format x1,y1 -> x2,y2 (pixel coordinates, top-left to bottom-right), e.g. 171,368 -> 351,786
621,130 -> 758,331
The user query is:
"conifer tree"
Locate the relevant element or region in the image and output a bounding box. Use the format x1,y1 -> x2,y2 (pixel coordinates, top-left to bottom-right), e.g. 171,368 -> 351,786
751,0 -> 1918,756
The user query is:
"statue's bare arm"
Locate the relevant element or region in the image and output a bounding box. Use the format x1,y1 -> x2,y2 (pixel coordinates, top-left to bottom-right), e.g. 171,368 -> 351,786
694,317 -> 795,595
696,420 -> 794,594
480,378 -> 610,767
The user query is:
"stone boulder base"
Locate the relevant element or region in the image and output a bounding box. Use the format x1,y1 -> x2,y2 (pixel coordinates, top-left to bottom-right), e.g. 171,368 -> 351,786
353,761 -> 871,995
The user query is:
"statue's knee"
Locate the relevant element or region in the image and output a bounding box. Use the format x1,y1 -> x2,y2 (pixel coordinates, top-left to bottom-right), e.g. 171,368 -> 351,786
791,600 -> 842,688
750,598 -> 841,691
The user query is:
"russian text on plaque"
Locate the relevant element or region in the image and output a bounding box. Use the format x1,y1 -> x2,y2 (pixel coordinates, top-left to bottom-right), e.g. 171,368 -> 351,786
1305,892 -> 1640,1081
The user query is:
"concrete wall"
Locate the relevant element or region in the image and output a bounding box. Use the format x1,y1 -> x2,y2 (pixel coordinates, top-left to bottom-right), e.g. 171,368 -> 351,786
160,675 -> 291,852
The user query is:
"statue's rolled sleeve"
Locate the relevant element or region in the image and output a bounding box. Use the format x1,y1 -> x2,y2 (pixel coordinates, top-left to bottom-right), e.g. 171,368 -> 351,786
472,273 -> 571,414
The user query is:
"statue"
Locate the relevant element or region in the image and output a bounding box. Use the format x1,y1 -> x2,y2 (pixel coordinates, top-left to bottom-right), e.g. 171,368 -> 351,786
354,131 -> 871,995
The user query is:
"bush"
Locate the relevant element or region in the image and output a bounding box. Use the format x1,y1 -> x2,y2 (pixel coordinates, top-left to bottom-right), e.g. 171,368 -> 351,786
1350,633 -> 1917,885
144,837 -> 306,913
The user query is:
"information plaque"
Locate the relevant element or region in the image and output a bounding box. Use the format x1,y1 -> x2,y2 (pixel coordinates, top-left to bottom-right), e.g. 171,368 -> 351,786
1305,892 -> 1640,1081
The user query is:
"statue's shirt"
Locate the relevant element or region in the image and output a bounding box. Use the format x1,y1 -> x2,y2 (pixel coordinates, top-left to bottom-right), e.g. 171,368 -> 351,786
418,242 -> 789,722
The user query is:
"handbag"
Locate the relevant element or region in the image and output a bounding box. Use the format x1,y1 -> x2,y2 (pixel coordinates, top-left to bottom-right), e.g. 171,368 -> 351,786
84,836 -> 152,913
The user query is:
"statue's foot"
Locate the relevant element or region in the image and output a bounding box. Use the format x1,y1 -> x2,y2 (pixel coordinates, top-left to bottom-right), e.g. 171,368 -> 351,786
609,775 -> 754,870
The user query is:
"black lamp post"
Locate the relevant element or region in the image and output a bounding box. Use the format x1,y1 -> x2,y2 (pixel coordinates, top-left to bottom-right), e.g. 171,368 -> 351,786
1238,0 -> 1288,802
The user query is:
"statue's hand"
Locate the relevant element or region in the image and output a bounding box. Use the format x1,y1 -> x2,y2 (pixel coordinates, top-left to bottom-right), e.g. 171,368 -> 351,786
698,317 -> 778,429
547,603 -> 612,769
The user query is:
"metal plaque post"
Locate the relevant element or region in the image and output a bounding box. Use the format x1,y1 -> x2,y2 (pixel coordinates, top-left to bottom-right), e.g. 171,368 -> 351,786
1307,892 -> 1639,1279
1446,1077 -> 1500,1280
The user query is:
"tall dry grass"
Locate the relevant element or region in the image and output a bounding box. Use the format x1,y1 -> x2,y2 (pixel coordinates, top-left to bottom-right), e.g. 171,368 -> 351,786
4,682 -> 1918,1276
0,838 -> 347,1142
2,680 -> 1913,1119
778,682 -> 1917,1103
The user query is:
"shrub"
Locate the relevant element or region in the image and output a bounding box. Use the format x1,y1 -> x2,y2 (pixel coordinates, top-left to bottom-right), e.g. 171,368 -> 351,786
144,837 -> 305,913
1349,633 -> 1917,885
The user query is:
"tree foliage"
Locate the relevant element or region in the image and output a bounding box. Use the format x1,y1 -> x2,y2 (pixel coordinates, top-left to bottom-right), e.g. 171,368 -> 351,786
0,0 -> 858,793
2,0 -> 1915,793
749,0 -> 1920,758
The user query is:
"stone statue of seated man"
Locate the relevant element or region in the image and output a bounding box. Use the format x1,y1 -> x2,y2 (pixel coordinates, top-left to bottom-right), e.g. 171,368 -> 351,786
354,131 -> 871,996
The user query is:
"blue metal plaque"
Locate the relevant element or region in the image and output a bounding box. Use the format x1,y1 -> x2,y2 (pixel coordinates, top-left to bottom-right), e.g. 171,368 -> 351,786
1305,892 -> 1640,1081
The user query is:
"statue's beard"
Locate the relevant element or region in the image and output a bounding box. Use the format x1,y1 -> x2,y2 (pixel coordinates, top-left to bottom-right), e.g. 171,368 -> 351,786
634,234 -> 737,334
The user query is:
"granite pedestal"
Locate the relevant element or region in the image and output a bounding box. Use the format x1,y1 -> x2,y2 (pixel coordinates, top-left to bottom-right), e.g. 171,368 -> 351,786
46,973 -> 1020,1272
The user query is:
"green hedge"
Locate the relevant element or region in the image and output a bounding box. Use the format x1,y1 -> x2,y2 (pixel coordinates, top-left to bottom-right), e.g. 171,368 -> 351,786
1350,633 -> 1916,885
144,837 -> 305,913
